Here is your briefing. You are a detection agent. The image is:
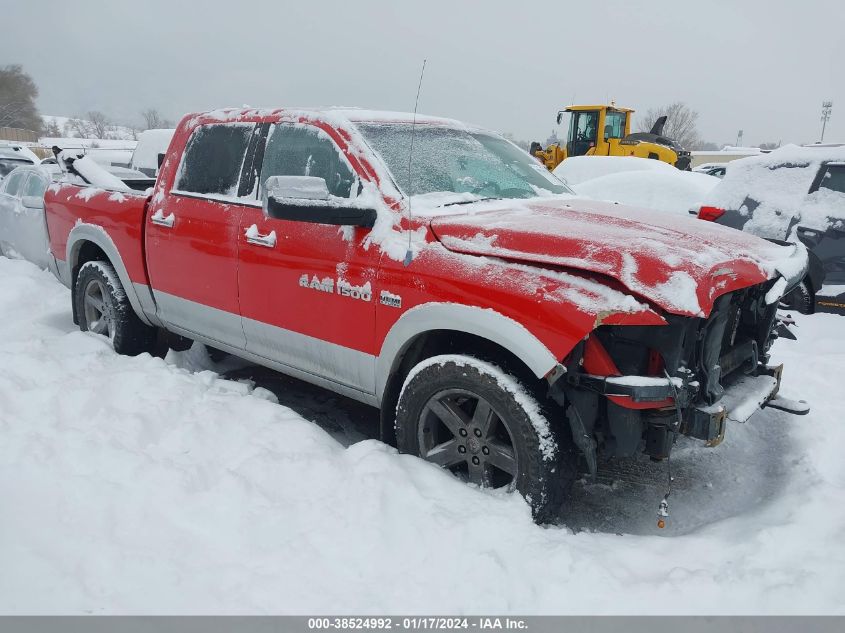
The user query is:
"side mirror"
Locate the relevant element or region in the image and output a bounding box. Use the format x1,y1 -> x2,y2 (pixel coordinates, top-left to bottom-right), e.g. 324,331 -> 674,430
262,175 -> 377,228
21,196 -> 44,210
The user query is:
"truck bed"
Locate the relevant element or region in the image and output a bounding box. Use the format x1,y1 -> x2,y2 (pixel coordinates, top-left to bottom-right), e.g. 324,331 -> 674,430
44,182 -> 152,290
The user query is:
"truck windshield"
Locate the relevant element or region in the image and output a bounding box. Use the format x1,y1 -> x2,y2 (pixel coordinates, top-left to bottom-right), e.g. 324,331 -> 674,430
357,123 -> 573,200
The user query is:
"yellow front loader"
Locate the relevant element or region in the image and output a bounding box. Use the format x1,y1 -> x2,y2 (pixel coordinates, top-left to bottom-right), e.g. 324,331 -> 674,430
530,105 -> 691,171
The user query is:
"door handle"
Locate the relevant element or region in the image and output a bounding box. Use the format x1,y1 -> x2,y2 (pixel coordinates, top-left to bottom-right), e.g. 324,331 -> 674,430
150,209 -> 176,228
245,224 -> 277,248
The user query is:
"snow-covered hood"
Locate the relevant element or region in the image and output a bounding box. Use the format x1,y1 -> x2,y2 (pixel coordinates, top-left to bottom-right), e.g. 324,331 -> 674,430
429,197 -> 808,317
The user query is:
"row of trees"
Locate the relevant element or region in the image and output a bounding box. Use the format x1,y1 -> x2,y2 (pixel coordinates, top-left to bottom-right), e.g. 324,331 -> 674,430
1,64 -> 173,139
4,64 -> 784,149
42,108 -> 174,140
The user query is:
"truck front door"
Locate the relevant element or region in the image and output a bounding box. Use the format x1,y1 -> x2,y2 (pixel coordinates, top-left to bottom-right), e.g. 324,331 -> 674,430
237,122 -> 379,394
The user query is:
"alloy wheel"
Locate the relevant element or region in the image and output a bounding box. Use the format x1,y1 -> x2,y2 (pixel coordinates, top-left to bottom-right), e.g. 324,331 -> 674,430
418,388 -> 519,489
82,278 -> 114,339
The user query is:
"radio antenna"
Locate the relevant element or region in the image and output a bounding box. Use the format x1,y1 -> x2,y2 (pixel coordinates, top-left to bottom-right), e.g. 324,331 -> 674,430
404,58 -> 427,267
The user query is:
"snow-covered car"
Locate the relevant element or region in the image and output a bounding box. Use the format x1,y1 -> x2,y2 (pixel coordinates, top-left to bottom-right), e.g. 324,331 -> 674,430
698,145 -> 845,315
0,144 -> 38,181
130,128 -> 176,177
43,107 -> 810,522
693,163 -> 728,178
0,165 -> 51,268
552,155 -> 675,187
555,156 -> 720,215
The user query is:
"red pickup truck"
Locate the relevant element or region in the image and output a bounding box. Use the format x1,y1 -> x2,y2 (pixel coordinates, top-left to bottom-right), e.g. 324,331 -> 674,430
44,107 -> 808,521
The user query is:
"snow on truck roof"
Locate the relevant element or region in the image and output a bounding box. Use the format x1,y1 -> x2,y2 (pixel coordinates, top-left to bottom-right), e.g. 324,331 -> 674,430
186,106 -> 480,131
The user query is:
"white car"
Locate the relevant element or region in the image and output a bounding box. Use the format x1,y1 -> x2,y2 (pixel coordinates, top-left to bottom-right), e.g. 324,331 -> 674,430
0,161 -> 154,269
0,165 -> 51,268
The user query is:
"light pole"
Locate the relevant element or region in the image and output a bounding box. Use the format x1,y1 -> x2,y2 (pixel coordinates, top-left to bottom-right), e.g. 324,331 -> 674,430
821,101 -> 833,142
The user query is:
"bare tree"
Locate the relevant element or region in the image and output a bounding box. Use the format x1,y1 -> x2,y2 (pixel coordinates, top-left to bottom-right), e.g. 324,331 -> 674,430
637,102 -> 700,149
0,65 -> 42,133
43,119 -> 62,137
86,111 -> 113,139
140,108 -> 173,130
66,117 -> 90,138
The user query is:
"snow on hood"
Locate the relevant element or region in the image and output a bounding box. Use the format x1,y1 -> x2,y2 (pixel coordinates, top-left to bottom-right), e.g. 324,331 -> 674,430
429,197 -> 807,317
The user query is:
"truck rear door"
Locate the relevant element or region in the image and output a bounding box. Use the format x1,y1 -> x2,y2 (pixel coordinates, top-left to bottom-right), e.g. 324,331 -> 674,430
144,122 -> 259,348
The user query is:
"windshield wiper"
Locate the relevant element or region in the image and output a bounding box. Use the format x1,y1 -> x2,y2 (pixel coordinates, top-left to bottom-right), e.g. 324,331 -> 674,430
442,196 -> 502,207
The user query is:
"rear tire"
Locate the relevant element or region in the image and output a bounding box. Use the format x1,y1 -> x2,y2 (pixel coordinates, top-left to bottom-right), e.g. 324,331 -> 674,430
780,279 -> 813,314
395,355 -> 576,523
74,261 -> 157,355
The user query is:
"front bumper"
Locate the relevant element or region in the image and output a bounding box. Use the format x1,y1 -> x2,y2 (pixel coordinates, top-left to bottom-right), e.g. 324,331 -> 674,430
583,364 -> 791,445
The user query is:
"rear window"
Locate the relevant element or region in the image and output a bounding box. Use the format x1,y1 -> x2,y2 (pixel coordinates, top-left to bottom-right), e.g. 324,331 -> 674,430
0,158 -> 30,178
175,123 -> 254,196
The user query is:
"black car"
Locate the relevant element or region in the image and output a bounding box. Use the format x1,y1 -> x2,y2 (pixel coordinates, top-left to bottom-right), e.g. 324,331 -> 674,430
697,145 -> 845,315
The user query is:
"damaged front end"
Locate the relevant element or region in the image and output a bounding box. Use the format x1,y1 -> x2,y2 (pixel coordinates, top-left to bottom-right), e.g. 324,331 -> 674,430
549,279 -> 809,477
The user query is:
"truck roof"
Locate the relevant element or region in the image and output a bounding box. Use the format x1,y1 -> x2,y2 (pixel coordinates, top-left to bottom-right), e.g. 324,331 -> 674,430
186,106 -> 481,132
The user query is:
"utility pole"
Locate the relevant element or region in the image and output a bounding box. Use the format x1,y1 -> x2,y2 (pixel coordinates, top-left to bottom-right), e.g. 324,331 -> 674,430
820,101 -> 833,142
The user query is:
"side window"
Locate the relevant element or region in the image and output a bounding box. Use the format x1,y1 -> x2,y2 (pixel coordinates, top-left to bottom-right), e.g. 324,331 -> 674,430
175,123 -> 254,196
3,171 -> 27,197
818,165 -> 845,195
259,124 -> 355,199
22,173 -> 47,198
604,111 -> 626,139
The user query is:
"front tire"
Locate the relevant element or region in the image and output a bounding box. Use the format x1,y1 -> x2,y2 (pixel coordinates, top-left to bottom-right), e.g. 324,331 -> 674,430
74,261 -> 156,355
395,355 -> 575,522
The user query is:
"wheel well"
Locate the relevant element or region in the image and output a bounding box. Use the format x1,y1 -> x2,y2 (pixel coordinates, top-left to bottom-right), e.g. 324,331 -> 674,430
70,241 -> 110,325
379,329 -> 542,446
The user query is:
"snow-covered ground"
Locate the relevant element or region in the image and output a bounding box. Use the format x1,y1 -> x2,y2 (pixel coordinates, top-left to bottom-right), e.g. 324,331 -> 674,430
1,256 -> 844,614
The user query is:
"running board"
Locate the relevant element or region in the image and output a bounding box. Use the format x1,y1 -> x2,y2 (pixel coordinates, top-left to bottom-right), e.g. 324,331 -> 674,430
764,395 -> 811,415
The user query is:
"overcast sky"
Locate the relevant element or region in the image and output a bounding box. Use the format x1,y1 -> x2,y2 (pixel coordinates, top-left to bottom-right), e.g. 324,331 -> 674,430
2,0 -> 843,146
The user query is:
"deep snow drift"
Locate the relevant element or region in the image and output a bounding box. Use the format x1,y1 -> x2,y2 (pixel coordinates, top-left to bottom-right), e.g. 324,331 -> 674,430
0,256 -> 844,614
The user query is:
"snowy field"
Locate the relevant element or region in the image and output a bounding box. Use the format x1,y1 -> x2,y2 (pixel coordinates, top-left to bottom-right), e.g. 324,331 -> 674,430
1,255 -> 844,614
